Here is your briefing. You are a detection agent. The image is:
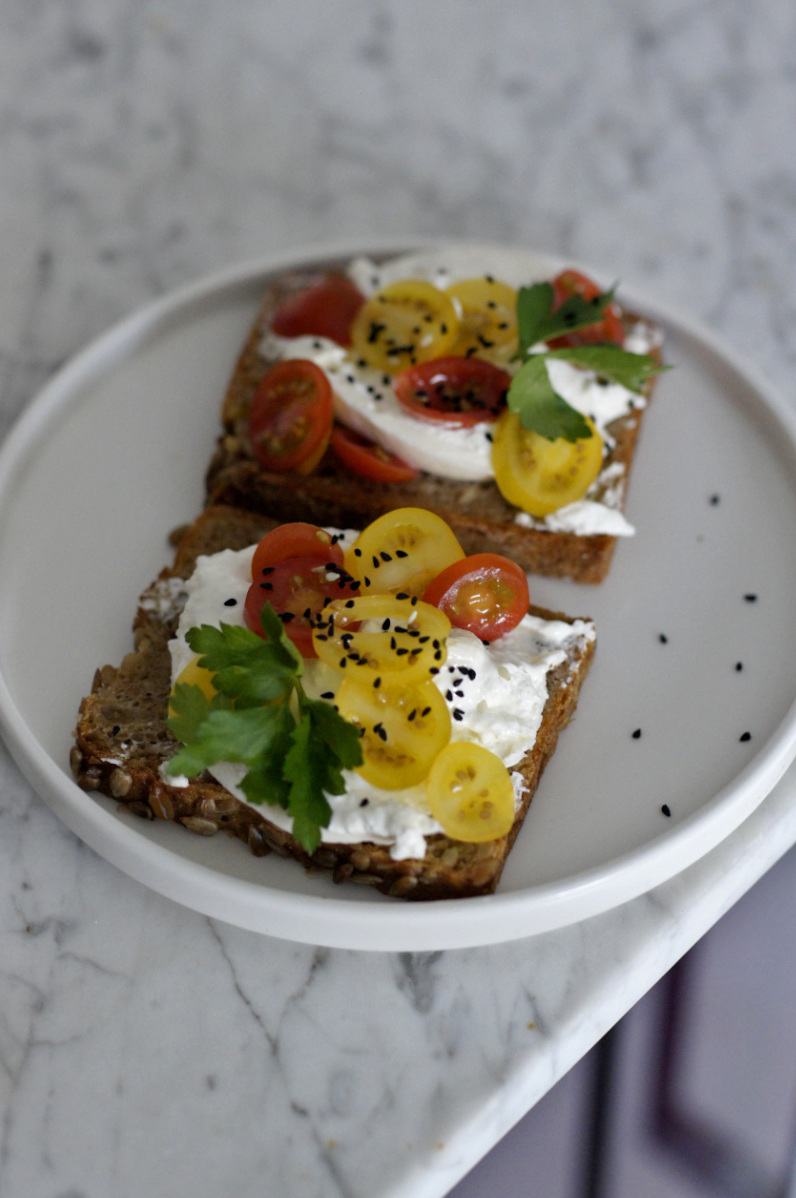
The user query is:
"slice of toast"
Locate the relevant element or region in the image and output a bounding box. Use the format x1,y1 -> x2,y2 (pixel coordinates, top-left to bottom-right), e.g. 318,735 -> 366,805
71,505 -> 596,901
205,261 -> 661,584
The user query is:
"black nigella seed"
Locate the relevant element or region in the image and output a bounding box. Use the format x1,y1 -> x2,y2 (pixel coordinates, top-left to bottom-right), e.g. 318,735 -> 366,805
321,691 -> 335,699
372,556 -> 380,569
279,612 -> 295,622
345,599 -> 355,608
453,709 -> 464,722
445,690 -> 453,702
364,577 -> 371,587
661,804 -> 672,817
382,618 -> 391,630
354,547 -> 362,557
260,582 -> 273,591
744,594 -> 758,602
224,597 -> 237,606
261,566 -> 275,575
736,662 -> 743,671
373,677 -> 381,688
632,728 -> 642,739
380,551 -> 392,562
112,725 -> 121,736
740,731 -> 752,742
360,798 -> 370,807
396,591 -> 409,600
395,549 -> 408,558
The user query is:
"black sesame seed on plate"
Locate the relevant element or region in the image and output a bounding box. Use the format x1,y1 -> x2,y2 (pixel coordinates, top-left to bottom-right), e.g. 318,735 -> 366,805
744,594 -> 758,602
632,728 -> 642,739
735,662 -> 744,671
658,633 -> 668,644
661,804 -> 672,817
224,597 -> 237,606
710,494 -> 720,505
740,731 -> 752,742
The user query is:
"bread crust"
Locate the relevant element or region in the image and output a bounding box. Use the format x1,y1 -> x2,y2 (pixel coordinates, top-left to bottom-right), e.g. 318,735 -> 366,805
72,505 -> 595,901
205,265 -> 659,584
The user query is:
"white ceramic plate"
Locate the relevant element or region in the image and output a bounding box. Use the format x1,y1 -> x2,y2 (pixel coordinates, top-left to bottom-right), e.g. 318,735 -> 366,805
2,240 -> 796,952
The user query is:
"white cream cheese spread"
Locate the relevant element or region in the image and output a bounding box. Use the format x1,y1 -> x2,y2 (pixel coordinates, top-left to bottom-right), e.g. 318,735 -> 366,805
168,542 -> 595,860
257,249 -> 657,535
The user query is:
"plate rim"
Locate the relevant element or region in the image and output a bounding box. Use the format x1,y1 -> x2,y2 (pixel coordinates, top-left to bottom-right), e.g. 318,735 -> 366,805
2,238 -> 796,951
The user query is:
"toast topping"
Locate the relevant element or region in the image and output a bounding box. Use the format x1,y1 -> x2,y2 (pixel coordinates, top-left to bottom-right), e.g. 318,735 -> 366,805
164,513 -> 595,860
256,250 -> 663,537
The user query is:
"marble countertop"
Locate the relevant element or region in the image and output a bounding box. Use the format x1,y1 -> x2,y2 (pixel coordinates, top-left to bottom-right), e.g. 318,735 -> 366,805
2,2 -> 796,1195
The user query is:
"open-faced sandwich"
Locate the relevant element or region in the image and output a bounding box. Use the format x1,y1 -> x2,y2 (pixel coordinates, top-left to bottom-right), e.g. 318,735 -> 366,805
206,248 -> 665,584
72,505 -> 595,900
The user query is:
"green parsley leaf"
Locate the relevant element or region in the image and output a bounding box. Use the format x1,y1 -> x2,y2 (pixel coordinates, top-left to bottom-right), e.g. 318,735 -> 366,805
298,691 -> 364,773
516,280 -> 616,356
283,715 -> 334,856
508,356 -> 594,442
186,621 -> 298,707
166,702 -> 295,779
166,681 -> 211,747
509,279 -> 667,442
545,345 -> 666,394
238,704 -> 295,811
166,603 -> 365,855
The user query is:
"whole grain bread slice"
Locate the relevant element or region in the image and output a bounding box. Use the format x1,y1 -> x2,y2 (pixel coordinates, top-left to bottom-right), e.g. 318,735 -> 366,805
71,504 -> 596,901
205,265 -> 660,584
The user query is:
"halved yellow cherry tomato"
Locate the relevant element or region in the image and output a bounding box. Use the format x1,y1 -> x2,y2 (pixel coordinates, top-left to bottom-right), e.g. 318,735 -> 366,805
426,742 -> 515,842
312,596 -> 450,684
445,277 -> 518,366
169,656 -> 218,718
491,411 -> 604,517
349,280 -> 459,374
335,676 -> 451,790
344,507 -> 464,597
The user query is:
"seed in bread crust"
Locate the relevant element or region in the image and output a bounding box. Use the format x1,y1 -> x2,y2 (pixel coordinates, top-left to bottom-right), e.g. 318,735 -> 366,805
109,768 -> 133,798
180,816 -> 219,836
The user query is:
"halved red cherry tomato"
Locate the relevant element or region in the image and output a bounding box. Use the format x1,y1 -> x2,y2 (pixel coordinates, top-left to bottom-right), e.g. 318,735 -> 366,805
244,553 -> 357,657
330,425 -> 418,483
548,269 -> 624,348
251,523 -> 343,582
249,359 -> 333,474
270,275 -> 366,347
422,553 -> 529,642
393,357 -> 510,427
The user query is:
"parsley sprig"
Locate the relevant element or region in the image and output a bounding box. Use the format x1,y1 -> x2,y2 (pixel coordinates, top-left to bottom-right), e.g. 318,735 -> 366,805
165,604 -> 363,854
508,280 -> 665,442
